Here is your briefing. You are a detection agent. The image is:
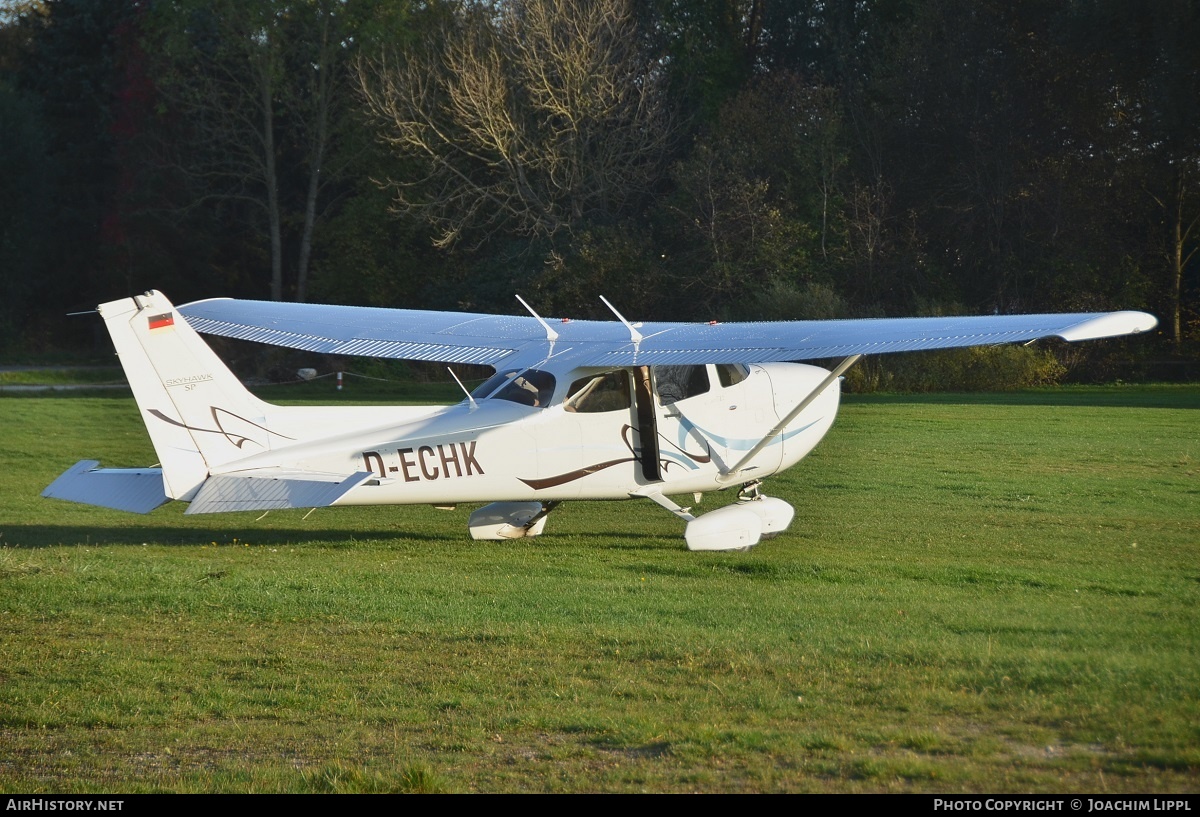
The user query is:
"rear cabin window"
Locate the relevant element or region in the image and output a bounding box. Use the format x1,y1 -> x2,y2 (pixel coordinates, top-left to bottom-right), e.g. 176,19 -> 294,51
653,365 -> 710,405
564,371 -> 631,413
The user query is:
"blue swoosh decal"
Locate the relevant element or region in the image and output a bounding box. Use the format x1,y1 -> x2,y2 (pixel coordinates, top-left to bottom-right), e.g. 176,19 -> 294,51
673,415 -> 822,451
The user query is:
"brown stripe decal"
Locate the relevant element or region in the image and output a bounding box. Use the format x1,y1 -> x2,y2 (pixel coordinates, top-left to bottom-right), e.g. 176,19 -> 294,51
518,457 -> 635,490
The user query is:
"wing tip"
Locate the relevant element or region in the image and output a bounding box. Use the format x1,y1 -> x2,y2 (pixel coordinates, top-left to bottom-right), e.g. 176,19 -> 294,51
1057,311 -> 1159,342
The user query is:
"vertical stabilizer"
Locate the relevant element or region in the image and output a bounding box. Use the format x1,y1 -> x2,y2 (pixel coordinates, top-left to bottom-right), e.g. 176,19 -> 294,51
100,291 -> 276,500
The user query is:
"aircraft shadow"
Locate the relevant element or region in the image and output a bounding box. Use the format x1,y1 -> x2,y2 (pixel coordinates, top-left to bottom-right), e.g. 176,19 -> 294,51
2,524 -> 463,549
1,523 -> 678,551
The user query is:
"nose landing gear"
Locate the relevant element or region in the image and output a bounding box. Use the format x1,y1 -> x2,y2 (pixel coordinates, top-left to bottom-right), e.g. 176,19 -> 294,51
635,481 -> 795,552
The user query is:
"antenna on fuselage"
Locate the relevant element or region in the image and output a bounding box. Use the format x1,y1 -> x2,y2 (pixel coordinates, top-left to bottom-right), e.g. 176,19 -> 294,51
599,295 -> 643,346
516,294 -> 559,342
447,367 -> 478,411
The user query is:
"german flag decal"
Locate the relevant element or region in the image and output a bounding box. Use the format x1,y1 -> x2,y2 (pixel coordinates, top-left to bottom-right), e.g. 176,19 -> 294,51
148,313 -> 175,330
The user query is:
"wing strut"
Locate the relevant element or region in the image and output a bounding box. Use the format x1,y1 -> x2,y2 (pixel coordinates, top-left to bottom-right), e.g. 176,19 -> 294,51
717,354 -> 862,485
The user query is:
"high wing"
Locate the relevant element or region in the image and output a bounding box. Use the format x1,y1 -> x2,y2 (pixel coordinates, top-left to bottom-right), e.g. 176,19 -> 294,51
179,297 -> 1157,369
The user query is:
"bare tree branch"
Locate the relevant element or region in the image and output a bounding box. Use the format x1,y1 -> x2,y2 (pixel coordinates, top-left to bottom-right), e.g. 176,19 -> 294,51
357,0 -> 675,249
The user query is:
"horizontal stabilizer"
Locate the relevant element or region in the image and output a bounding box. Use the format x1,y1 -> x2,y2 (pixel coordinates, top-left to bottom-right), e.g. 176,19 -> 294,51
42,460 -> 169,514
185,470 -> 374,514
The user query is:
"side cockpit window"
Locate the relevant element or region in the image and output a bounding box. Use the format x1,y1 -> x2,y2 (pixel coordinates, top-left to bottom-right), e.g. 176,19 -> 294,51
653,365 -> 710,405
476,368 -> 556,408
564,370 -> 631,413
716,363 -> 749,387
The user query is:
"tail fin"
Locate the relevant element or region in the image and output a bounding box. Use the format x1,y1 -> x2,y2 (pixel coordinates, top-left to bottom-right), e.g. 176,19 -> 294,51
100,291 -> 278,500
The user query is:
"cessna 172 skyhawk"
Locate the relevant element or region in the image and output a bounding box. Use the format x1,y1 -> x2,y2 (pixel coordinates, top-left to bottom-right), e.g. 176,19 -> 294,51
43,291 -> 1156,551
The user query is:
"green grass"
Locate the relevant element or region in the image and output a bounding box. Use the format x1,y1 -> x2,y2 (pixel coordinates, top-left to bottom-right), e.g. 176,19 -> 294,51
0,368 -> 125,387
0,386 -> 1197,792
0,364 -> 468,402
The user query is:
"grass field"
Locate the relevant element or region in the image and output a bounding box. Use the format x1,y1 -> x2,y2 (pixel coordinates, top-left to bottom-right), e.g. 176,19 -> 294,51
0,384 -> 1197,792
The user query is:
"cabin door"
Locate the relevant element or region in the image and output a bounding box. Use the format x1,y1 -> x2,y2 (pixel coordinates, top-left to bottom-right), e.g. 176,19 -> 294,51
534,369 -> 644,495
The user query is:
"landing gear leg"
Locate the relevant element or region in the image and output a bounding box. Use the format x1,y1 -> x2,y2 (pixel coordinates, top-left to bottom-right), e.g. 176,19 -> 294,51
737,480 -> 764,501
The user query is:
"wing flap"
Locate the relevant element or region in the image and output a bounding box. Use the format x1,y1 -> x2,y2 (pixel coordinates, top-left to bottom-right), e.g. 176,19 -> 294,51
185,470 -> 374,514
180,300 -> 525,366
42,460 -> 170,514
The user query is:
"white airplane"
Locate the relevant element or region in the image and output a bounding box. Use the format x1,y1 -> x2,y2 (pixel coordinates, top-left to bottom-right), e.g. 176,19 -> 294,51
43,291 -> 1156,551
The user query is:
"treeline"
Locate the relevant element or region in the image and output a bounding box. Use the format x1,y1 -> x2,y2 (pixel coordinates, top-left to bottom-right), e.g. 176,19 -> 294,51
0,0 -> 1196,379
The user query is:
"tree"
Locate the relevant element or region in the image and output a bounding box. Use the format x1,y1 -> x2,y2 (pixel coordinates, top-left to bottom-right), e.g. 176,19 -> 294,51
655,74 -> 842,317
357,0 -> 675,250
0,81 -> 53,342
11,0 -> 143,326
1084,0 -> 1200,349
150,0 -> 359,301
0,1 -> 46,73
648,0 -> 765,121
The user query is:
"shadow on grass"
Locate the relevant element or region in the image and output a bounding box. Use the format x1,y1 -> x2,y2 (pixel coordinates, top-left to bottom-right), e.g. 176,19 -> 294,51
2,524 -> 453,549
1,524 -> 678,551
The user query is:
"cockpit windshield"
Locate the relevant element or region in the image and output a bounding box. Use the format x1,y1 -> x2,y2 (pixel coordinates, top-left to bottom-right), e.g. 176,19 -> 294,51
472,368 -> 556,408
471,369 -> 520,399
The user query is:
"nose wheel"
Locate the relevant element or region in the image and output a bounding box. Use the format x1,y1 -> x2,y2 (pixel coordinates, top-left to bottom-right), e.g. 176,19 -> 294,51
634,482 -> 794,551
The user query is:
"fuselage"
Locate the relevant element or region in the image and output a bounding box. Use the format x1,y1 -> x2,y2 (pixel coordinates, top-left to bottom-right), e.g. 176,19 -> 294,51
209,362 -> 841,506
